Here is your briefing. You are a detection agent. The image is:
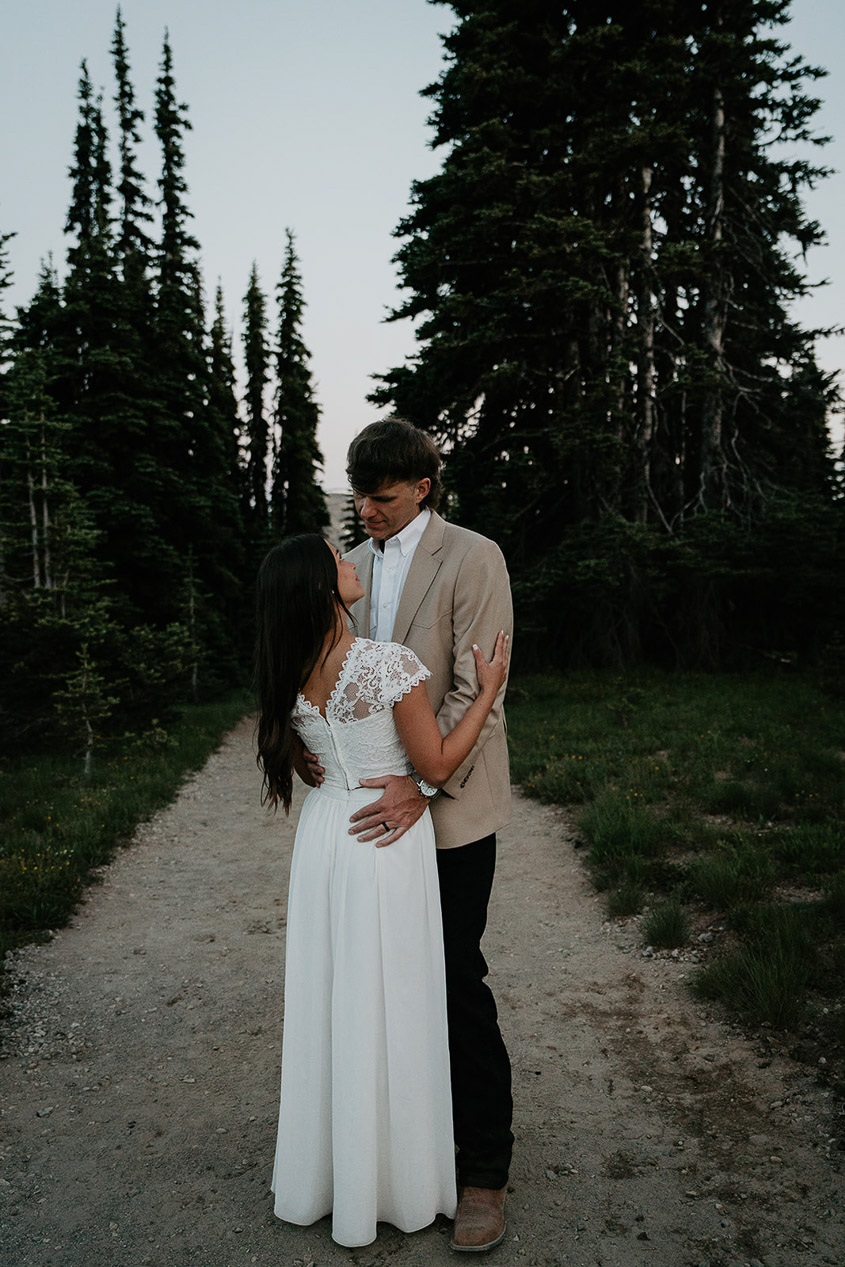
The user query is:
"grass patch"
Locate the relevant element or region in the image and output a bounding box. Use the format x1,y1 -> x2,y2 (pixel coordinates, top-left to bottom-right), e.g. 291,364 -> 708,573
771,823 -> 844,877
507,669 -> 845,1034
642,899 -> 691,949
692,943 -> 812,1030
606,878 -> 644,919
580,791 -> 668,867
686,840 -> 776,909
693,902 -> 821,1029
0,694 -> 249,978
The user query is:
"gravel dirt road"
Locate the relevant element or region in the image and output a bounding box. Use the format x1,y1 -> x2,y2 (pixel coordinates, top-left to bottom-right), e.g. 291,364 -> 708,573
1,717 -> 842,1267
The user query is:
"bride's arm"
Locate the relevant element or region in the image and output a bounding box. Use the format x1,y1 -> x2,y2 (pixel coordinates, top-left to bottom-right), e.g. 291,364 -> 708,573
292,733 -> 320,787
393,633 -> 509,786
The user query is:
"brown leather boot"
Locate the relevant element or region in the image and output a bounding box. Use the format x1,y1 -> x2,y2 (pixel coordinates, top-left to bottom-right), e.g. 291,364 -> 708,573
450,1185 -> 507,1252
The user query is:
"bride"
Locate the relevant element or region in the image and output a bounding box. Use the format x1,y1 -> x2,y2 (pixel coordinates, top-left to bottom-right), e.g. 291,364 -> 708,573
254,534 -> 508,1248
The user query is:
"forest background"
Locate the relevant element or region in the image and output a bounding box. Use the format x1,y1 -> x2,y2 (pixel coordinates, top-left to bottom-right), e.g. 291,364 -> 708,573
2,0 -> 844,727
1,3 -> 844,1004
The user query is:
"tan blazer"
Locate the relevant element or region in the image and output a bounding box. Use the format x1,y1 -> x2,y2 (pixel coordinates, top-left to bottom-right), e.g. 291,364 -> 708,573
346,511 -> 513,849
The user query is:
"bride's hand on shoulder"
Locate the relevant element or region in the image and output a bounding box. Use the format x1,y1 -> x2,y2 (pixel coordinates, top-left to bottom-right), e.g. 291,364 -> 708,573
472,631 -> 510,696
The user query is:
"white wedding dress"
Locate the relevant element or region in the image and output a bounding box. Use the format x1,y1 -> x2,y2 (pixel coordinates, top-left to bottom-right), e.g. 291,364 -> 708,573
271,638 -> 457,1247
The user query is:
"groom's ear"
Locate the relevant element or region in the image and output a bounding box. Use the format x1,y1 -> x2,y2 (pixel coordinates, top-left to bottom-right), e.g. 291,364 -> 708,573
415,478 -> 431,504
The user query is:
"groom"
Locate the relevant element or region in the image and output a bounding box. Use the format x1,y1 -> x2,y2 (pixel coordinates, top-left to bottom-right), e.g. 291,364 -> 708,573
344,418 -> 514,1253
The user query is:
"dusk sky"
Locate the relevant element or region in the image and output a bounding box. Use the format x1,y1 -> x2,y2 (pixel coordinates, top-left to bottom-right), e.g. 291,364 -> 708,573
3,0 -> 843,489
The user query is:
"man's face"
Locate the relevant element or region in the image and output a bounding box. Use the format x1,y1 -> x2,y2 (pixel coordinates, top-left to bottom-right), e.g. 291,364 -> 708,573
352,478 -> 431,542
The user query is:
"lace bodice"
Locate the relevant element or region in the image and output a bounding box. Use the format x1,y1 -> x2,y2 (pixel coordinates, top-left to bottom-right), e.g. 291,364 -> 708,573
291,638 -> 430,791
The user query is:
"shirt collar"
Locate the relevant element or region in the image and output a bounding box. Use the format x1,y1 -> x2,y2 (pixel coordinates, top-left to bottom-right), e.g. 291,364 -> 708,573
368,507 -> 431,559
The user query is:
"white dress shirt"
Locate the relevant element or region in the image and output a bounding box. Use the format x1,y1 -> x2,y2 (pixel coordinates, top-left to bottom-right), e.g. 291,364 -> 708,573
369,508 -> 431,641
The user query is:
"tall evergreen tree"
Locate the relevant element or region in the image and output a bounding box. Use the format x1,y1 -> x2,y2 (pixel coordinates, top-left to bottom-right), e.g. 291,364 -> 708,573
376,1 -> 834,526
110,6 -> 155,443
373,0 -> 838,663
270,230 -> 328,537
111,7 -> 153,273
3,17 -> 259,742
59,60 -> 173,626
200,284 -> 248,672
242,261 -> 271,553
209,283 -> 245,506
0,227 -> 15,421
150,31 -> 211,617
0,334 -> 116,745
0,228 -> 14,350
151,33 -> 244,677
61,67 -> 122,518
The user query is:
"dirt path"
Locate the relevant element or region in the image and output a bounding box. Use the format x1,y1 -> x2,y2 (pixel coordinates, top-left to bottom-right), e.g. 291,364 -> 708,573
1,718 -> 842,1267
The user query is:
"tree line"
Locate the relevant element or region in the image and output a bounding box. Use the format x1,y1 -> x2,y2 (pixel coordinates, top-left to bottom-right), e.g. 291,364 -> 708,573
0,10 -> 327,761
374,0 -> 844,668
4,1 -> 843,775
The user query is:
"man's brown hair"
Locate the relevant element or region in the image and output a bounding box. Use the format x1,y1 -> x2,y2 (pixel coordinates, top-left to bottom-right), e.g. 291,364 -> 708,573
346,417 -> 443,510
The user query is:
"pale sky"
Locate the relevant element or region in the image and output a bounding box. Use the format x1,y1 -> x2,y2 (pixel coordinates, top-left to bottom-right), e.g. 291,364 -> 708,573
2,1 -> 843,490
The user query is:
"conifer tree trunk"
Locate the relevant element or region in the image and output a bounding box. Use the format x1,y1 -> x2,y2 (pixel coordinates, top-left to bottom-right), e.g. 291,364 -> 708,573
40,428 -> 52,589
25,445 -> 41,589
700,80 -> 728,509
636,164 -> 659,525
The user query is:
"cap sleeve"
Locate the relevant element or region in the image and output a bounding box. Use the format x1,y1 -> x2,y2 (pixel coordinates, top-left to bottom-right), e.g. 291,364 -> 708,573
379,641 -> 431,707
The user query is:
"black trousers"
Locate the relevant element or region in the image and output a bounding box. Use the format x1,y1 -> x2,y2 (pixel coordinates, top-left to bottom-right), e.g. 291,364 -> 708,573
436,834 -> 514,1189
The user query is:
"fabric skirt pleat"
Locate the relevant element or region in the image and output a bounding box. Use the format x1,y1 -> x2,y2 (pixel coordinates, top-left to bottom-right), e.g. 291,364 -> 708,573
271,784 -> 457,1248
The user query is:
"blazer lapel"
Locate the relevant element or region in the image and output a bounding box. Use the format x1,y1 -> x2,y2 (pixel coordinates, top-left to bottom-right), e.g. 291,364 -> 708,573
392,512 -> 446,644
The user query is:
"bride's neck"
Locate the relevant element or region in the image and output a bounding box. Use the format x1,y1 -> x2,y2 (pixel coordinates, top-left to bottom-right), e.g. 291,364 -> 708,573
320,610 -> 353,662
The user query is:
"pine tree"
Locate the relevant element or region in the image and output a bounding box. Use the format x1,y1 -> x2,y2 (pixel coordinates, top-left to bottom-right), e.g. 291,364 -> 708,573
208,283 -> 246,511
199,285 -> 248,676
377,1 -> 834,523
151,33 -> 245,678
109,5 -> 156,474
59,60 -> 171,624
150,31 -> 211,618
0,336 -> 115,745
242,262 -> 271,553
0,227 -> 16,431
0,227 -> 14,357
61,65 -> 121,501
341,494 -> 367,550
374,0 -> 838,663
111,7 -> 153,274
2,18 -> 254,743
270,230 -> 328,537
53,640 -> 120,775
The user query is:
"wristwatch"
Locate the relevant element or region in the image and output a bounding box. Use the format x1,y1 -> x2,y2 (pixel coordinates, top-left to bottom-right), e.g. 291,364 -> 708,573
413,774 -> 440,800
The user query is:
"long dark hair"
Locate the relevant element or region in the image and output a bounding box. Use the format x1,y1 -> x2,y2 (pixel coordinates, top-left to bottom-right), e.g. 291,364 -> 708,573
255,535 -> 351,812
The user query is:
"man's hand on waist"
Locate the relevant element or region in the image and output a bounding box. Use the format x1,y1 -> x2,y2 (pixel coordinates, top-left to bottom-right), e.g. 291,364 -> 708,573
349,774 -> 429,848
